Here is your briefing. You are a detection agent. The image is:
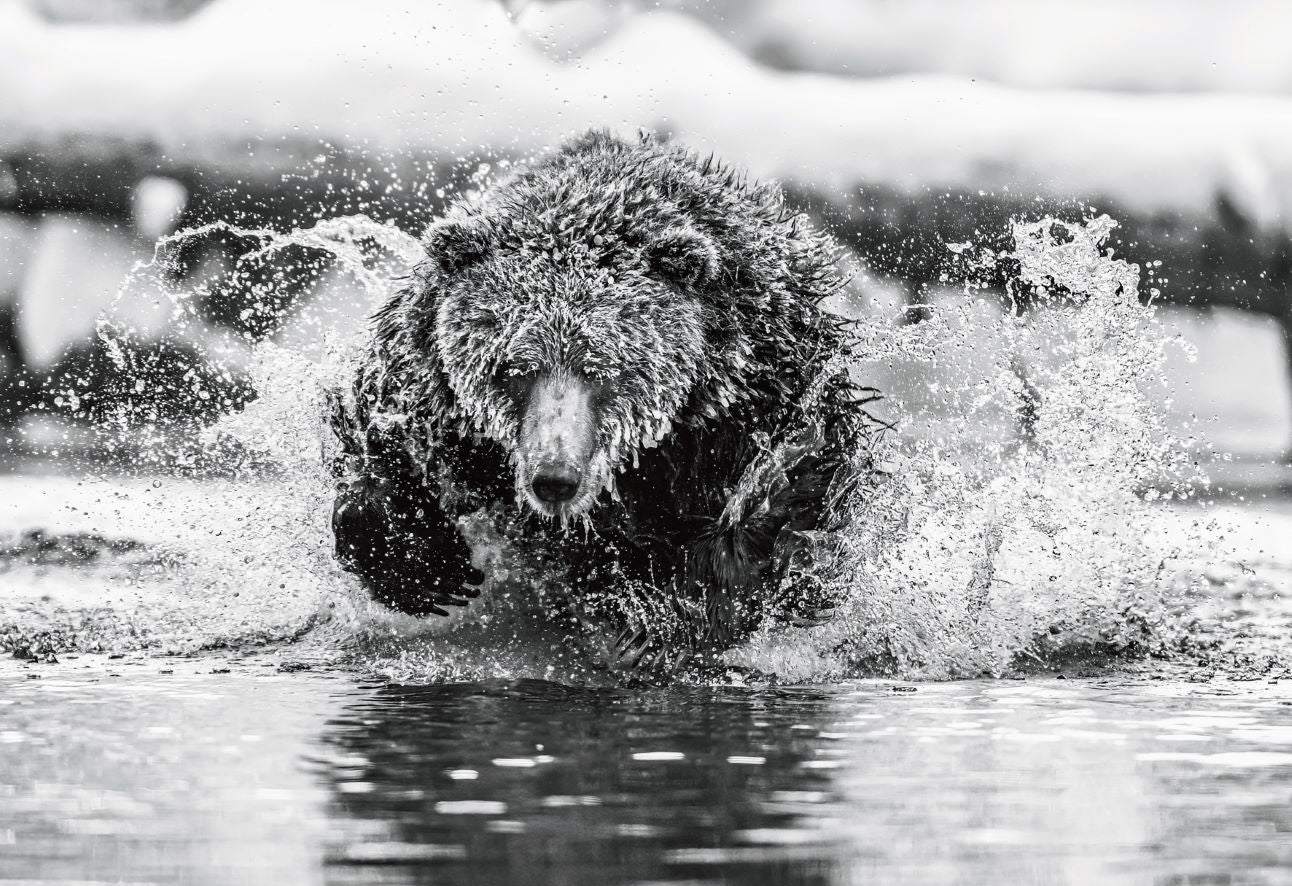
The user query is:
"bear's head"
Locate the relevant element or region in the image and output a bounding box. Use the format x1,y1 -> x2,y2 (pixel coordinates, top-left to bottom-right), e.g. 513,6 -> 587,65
424,199 -> 722,522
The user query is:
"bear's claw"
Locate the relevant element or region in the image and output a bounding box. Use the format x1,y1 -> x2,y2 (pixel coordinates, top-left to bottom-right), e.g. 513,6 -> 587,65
611,625 -> 694,680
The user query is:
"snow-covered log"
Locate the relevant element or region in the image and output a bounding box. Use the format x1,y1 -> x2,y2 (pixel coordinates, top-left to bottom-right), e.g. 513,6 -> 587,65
674,0 -> 1292,94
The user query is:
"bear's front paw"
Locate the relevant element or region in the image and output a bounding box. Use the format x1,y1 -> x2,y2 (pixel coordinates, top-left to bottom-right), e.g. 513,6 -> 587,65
366,535 -> 485,618
333,478 -> 484,617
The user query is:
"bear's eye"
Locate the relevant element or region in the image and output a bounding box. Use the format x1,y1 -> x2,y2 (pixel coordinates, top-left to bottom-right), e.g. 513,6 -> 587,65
450,298 -> 507,338
491,359 -> 537,401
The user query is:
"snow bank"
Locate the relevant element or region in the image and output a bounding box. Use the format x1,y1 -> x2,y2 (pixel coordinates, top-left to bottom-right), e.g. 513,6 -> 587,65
4,0 -> 1292,234
677,0 -> 1292,94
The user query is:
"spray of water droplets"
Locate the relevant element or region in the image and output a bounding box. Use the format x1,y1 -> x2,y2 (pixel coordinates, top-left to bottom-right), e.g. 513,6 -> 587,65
731,215 -> 1213,679
39,212 -> 1224,681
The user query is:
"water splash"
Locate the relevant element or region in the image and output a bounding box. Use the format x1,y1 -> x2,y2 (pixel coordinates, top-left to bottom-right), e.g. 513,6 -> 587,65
15,212 -> 1239,682
732,215 -> 1213,680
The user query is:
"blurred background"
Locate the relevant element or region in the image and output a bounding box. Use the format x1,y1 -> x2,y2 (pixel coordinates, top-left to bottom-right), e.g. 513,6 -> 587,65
2,0 -> 1291,472
5,11 -> 1292,879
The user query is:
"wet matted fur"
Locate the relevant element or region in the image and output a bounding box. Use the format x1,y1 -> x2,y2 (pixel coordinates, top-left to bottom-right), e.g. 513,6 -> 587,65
328,130 -> 881,676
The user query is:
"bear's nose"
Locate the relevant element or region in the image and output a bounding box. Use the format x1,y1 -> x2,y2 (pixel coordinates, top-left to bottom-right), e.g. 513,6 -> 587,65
531,467 -> 582,503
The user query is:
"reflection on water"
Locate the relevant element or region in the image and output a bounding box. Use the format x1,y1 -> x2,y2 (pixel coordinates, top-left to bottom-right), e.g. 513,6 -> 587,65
317,681 -> 843,886
2,669 -> 1290,885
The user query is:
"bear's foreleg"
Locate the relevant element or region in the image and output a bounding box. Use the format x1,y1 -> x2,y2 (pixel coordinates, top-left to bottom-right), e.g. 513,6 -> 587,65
762,442 -> 864,629
689,438 -> 860,651
332,478 -> 485,617
328,396 -> 485,617
333,473 -> 484,616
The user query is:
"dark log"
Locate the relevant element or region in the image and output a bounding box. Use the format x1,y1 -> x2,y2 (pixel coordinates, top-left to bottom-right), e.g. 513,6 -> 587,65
791,184 -> 1292,323
0,134 -> 462,230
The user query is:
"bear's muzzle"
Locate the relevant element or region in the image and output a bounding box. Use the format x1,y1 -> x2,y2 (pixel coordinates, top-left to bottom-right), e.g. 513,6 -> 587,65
517,372 -> 599,517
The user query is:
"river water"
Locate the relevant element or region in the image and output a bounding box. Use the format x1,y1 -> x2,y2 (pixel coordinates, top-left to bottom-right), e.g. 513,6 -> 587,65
2,665 -> 1290,885
1,465 -> 1290,884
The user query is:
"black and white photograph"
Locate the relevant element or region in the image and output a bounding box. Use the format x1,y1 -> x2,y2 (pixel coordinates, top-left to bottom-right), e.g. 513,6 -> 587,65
1,1 -> 1290,883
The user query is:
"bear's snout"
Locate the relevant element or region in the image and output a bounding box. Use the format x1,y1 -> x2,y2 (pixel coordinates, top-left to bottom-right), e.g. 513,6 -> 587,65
531,465 -> 582,503
518,372 -> 599,516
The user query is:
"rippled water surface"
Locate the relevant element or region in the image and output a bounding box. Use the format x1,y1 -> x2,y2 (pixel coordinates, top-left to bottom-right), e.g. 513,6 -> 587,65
2,667 -> 1290,885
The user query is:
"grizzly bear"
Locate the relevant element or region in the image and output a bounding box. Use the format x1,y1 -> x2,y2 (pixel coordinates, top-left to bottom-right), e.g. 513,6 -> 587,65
328,130 -> 877,677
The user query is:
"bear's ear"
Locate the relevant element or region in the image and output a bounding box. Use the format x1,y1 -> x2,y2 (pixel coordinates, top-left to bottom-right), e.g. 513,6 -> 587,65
424,216 -> 493,275
643,226 -> 719,289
